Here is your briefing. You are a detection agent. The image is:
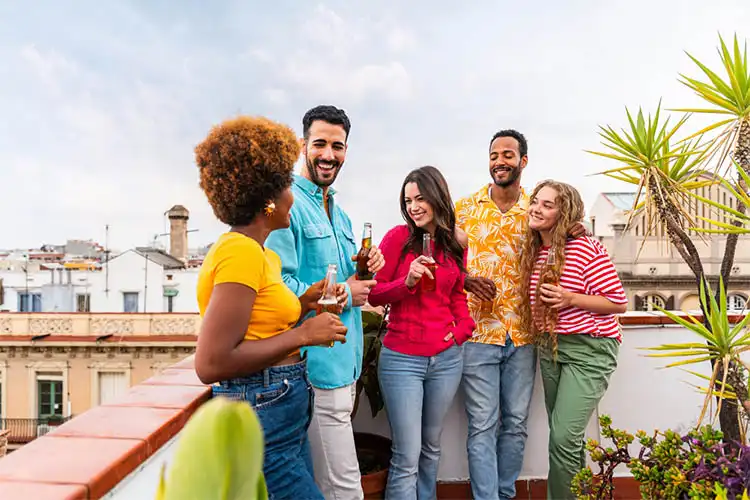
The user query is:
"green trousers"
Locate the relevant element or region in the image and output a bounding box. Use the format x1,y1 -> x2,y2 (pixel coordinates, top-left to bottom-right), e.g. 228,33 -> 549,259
539,334 -> 619,500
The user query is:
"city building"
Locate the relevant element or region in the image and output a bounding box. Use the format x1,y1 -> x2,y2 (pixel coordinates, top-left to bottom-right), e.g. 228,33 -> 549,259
0,206 -> 206,314
590,177 -> 750,312
0,312 -> 197,453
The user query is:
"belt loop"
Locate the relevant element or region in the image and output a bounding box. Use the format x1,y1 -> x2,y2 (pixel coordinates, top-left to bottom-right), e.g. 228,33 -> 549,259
263,368 -> 270,388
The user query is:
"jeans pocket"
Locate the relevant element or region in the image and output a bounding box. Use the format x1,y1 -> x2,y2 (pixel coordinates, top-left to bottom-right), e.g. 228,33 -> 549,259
251,380 -> 292,410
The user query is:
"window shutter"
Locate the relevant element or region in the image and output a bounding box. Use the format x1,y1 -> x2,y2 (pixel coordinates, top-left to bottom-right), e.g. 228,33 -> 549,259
665,296 -> 675,311
634,295 -> 643,311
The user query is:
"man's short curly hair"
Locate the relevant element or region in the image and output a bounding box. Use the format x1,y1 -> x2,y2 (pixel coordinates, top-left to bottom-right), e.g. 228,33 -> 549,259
195,116 -> 300,226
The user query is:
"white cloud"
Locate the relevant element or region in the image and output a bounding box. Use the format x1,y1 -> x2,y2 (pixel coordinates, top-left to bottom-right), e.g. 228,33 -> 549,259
385,26 -> 416,53
0,0 -> 749,252
19,45 -> 79,95
263,88 -> 288,105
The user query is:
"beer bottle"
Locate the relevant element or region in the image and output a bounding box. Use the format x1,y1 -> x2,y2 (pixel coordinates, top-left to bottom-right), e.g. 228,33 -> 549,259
317,264 -> 339,314
421,233 -> 437,292
317,264 -> 339,347
542,248 -> 559,286
356,222 -> 374,280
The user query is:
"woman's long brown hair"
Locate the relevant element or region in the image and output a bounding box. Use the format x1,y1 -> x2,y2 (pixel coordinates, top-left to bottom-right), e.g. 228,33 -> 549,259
398,166 -> 466,272
519,180 -> 585,354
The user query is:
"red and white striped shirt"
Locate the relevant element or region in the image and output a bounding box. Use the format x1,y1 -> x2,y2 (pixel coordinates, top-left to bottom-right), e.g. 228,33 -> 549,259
529,236 -> 627,342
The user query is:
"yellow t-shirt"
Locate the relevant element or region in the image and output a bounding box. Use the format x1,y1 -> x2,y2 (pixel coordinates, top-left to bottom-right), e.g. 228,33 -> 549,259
196,232 -> 302,345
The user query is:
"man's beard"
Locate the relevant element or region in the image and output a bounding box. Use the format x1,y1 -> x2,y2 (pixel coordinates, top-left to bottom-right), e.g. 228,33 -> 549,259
492,164 -> 522,187
306,156 -> 342,187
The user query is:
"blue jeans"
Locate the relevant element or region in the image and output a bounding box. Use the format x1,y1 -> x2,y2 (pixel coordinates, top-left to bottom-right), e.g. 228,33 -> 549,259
211,361 -> 323,500
461,339 -> 537,500
378,344 -> 464,500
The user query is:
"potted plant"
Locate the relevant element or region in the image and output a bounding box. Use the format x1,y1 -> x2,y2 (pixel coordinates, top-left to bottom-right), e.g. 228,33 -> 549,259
353,306 -> 392,498
572,414 -> 750,500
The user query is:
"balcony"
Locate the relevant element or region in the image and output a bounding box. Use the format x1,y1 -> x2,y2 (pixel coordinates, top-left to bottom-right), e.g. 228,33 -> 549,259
0,417 -> 73,445
0,313 -> 734,498
0,312 -> 201,341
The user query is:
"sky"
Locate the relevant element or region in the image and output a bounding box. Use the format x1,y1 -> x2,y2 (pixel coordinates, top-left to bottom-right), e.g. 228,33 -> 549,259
0,1 -> 748,253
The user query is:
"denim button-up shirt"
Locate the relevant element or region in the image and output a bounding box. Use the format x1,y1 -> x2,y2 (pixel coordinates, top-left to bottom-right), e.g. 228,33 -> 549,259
265,175 -> 363,389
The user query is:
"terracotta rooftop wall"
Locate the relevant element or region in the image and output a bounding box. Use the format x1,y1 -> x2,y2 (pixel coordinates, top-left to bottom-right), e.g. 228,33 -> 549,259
0,355 -> 209,499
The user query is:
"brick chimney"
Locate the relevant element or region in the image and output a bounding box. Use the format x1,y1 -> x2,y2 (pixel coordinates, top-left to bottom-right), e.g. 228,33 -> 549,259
167,205 -> 189,262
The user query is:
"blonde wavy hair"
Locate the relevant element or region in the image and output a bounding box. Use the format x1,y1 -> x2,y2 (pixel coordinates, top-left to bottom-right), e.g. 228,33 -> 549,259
519,180 -> 585,354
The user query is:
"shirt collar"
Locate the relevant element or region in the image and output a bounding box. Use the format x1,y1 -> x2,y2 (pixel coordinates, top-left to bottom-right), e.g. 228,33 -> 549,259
475,184 -> 529,214
294,174 -> 337,198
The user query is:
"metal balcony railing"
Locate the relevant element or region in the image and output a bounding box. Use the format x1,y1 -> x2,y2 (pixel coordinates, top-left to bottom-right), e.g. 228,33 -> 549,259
0,417 -> 72,444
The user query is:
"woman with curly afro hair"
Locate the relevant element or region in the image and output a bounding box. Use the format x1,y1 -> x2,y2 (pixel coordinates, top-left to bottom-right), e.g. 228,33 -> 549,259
194,115 -> 349,500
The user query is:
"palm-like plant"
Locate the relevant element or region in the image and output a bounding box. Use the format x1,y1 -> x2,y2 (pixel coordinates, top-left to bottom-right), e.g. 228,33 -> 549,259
675,34 -> 750,286
586,101 -> 710,277
674,33 -> 750,175
643,278 -> 750,440
587,32 -> 750,445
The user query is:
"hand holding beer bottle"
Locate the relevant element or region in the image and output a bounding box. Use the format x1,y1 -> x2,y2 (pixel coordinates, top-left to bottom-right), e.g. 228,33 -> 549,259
352,222 -> 386,281
420,233 -> 437,291
316,264 -> 346,347
405,236 -> 437,290
301,276 -> 347,317
355,222 -> 375,280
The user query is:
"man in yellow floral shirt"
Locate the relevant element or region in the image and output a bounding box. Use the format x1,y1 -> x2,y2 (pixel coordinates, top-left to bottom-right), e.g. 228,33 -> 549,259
456,130 -> 587,500
455,129 -> 537,500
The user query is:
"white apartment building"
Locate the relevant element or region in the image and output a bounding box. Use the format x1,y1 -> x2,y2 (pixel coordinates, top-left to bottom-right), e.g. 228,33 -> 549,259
0,205 -> 203,314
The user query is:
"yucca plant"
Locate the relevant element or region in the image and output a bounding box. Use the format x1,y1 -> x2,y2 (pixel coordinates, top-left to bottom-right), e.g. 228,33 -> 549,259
588,33 -> 750,445
155,396 -> 268,500
690,159 -> 750,233
643,278 -> 750,439
675,33 -> 750,289
586,100 -> 710,277
674,33 -> 750,176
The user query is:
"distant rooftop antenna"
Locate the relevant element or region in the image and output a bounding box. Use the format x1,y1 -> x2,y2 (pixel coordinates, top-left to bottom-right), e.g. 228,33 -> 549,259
104,224 -> 111,297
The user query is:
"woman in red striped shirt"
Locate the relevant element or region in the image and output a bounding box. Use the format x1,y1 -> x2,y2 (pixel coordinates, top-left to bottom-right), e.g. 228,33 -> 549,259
519,180 -> 627,500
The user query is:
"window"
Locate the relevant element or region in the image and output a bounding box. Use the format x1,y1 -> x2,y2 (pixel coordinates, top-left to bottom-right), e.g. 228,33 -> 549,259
728,294 -> 747,312
97,372 -> 128,405
76,294 -> 91,313
123,292 -> 139,313
37,378 -> 63,418
641,294 -> 666,312
18,292 -> 42,312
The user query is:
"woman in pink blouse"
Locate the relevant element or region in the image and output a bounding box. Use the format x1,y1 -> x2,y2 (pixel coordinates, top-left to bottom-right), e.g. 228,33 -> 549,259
519,180 -> 628,500
369,165 -> 475,499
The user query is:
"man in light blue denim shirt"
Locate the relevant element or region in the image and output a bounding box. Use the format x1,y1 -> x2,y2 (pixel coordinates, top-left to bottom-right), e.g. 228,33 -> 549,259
265,105 -> 384,500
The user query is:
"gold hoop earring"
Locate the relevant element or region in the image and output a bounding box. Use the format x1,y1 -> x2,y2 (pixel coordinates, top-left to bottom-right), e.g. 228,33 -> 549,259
264,202 -> 276,217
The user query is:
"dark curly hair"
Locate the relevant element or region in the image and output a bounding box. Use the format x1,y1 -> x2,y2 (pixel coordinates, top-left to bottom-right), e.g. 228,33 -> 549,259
302,105 -> 351,141
489,129 -> 528,157
195,116 -> 300,226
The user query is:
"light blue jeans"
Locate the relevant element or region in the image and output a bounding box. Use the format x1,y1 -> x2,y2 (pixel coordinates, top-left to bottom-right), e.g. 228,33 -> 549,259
378,344 -> 464,499
461,338 -> 537,500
